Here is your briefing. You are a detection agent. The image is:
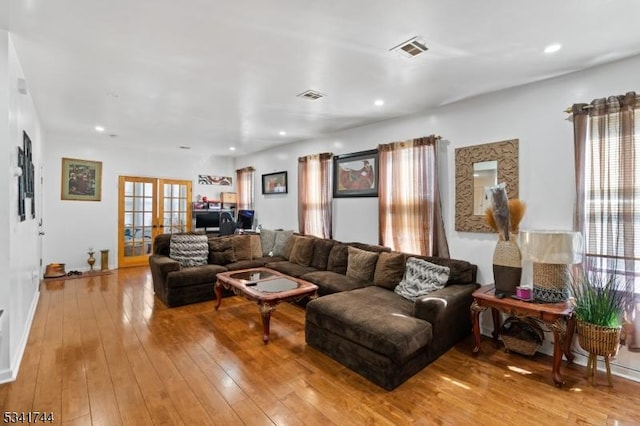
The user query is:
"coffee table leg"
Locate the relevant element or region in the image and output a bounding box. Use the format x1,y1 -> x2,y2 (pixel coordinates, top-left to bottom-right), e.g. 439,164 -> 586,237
214,281 -> 223,310
259,304 -> 276,344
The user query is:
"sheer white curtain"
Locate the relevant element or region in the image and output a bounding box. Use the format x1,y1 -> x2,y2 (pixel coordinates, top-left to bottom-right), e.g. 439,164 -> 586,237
236,167 -> 255,211
298,153 -> 332,238
378,135 -> 448,257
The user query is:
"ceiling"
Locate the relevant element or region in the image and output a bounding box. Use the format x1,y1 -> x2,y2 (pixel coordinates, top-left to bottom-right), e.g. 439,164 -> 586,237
5,0 -> 640,156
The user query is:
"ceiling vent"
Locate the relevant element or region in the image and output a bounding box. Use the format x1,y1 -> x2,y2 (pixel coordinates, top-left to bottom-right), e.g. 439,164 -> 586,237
390,36 -> 428,58
297,90 -> 325,101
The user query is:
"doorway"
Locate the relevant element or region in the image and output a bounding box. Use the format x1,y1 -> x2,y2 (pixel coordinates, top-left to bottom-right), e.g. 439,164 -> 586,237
118,176 -> 192,268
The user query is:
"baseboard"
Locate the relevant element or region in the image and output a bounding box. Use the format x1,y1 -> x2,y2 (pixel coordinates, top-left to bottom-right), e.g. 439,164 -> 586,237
0,290 -> 40,384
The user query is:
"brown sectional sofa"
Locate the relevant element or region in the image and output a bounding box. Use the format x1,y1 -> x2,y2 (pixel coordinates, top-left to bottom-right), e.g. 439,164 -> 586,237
148,232 -> 478,390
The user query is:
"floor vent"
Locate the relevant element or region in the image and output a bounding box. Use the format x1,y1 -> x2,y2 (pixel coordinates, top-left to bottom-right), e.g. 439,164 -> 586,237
297,90 -> 325,100
390,36 -> 428,58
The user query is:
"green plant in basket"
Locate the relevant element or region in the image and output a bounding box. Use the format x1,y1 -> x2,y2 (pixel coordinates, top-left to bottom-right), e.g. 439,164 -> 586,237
568,267 -> 629,328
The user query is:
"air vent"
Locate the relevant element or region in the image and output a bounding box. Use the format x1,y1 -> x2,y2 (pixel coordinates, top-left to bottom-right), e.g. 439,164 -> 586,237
297,90 -> 325,101
390,36 -> 428,58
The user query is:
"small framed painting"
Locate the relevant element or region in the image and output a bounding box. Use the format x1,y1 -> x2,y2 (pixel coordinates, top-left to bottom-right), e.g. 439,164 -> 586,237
333,149 -> 379,197
61,157 -> 103,201
262,171 -> 288,194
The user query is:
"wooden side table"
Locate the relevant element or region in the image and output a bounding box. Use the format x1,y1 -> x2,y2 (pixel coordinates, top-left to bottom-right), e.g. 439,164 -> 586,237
471,285 -> 575,386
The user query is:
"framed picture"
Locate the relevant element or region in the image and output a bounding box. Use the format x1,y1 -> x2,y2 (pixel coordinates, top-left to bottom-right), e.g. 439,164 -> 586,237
61,157 -> 103,201
262,171 -> 288,194
17,147 -> 25,221
333,149 -> 379,197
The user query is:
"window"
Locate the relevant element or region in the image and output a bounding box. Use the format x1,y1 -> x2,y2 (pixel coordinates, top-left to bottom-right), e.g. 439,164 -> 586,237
236,167 -> 255,211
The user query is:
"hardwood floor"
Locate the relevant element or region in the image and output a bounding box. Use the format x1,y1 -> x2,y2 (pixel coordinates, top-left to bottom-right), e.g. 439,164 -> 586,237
2,267 -> 639,425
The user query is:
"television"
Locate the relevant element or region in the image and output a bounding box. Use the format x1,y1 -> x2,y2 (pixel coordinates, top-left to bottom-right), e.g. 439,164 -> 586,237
236,209 -> 255,229
194,210 -> 233,230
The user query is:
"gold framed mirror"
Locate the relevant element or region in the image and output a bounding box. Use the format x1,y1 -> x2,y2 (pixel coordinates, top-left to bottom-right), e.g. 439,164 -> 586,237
455,139 -> 519,232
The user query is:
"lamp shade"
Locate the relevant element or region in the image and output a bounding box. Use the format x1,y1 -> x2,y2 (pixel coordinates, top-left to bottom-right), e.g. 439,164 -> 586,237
519,230 -> 583,265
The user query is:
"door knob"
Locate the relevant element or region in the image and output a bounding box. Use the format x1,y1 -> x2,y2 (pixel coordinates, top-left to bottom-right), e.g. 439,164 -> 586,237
38,231 -> 45,235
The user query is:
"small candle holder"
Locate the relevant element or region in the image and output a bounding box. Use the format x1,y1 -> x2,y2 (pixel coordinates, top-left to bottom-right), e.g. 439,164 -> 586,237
87,251 -> 96,271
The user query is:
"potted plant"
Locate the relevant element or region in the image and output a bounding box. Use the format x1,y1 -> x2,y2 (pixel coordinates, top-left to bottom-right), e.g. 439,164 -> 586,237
568,266 -> 630,385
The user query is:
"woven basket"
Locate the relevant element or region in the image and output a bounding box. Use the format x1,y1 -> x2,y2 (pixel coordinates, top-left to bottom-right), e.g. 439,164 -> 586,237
577,320 -> 621,356
500,317 -> 544,356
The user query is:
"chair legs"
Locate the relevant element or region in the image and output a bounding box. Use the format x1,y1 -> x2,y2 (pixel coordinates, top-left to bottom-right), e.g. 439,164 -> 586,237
585,352 -> 613,387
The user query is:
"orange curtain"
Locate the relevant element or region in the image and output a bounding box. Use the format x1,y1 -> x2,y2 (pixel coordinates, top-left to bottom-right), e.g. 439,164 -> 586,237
235,166 -> 255,211
298,153 -> 333,238
378,136 -> 449,257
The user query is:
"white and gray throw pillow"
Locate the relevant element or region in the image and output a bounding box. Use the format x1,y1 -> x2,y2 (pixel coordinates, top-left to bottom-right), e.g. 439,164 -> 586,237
169,234 -> 209,267
394,257 -> 450,301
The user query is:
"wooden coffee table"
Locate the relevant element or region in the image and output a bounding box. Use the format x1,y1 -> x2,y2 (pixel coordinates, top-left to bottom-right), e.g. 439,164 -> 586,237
215,267 -> 318,344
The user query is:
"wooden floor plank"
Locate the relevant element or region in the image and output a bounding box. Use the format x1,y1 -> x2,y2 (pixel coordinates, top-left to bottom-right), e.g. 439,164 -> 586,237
1,266 -> 640,425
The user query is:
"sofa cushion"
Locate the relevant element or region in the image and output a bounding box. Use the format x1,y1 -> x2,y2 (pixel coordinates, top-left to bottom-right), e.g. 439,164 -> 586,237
305,286 -> 432,363
348,242 -> 391,253
310,239 -> 335,270
165,264 -> 227,288
208,237 -> 236,265
265,261 -> 316,278
346,246 -> 379,283
301,271 -> 369,296
327,243 -> 348,274
289,237 -> 315,266
153,234 -> 172,256
225,259 -> 267,271
394,257 -> 450,301
373,252 -> 407,290
232,235 -> 253,261
273,230 -> 295,257
170,234 -> 209,267
260,229 -> 277,256
249,234 -> 262,259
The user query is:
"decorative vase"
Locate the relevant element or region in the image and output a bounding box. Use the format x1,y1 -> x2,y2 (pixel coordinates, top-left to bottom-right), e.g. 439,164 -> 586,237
87,251 -> 96,271
493,236 -> 522,296
100,249 -> 109,272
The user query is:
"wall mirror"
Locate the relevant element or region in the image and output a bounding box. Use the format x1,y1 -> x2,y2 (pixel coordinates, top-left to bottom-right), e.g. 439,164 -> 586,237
455,139 -> 519,232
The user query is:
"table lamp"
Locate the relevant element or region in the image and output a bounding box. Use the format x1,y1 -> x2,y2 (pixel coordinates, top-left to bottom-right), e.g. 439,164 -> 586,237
519,230 -> 583,303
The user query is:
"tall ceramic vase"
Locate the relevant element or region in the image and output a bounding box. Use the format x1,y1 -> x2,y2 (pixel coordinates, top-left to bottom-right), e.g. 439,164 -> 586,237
493,235 -> 522,296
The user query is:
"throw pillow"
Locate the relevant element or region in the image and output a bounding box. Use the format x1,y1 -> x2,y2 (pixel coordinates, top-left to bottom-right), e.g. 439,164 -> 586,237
373,252 -> 407,290
232,235 -> 253,261
249,234 -> 262,259
394,257 -> 450,301
310,239 -> 335,270
169,234 -> 209,267
327,243 -> 348,274
208,237 -> 236,265
346,246 -> 379,283
289,237 -> 315,266
260,229 -> 277,256
272,230 -> 294,257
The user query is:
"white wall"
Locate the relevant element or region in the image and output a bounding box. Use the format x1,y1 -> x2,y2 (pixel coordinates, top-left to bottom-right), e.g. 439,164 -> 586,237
0,33 -> 43,383
42,138 -> 235,271
236,54 -> 640,381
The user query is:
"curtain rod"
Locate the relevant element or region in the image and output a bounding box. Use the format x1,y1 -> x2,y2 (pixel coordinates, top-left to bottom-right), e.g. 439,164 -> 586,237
564,104 -> 594,114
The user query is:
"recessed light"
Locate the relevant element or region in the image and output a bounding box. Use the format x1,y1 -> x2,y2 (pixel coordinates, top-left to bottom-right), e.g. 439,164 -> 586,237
374,99 -> 385,107
229,147 -> 236,151
95,125 -> 105,132
544,43 -> 562,54
279,131 -> 287,136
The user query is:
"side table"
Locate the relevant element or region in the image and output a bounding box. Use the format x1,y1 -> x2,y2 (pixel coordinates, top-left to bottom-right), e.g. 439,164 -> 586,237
470,285 -> 575,386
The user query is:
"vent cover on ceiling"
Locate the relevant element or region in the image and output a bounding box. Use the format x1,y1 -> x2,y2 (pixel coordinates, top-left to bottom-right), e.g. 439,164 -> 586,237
390,36 -> 428,58
297,90 -> 325,100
